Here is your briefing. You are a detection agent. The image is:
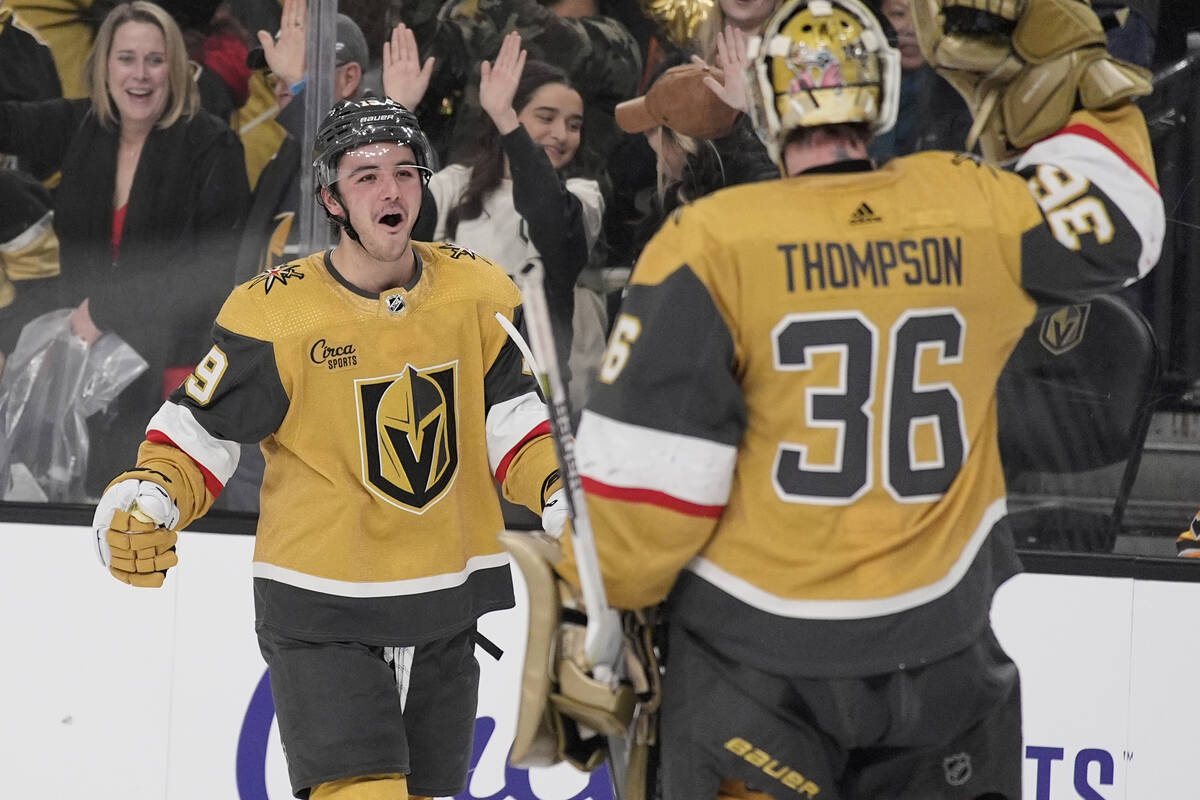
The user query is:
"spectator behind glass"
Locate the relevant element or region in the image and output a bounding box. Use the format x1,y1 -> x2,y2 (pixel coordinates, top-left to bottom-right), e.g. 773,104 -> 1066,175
694,0 -> 780,62
391,0 -> 641,168
616,57 -> 775,259
237,0 -> 370,275
0,4 -> 63,184
170,0 -> 255,121
605,20 -> 775,270
867,0 -> 972,161
1092,0 -> 1158,69
0,0 -> 250,497
389,30 -> 606,416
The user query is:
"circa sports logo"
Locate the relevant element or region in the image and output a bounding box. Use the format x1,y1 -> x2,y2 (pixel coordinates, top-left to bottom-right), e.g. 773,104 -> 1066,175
356,363 -> 459,513
309,338 -> 357,370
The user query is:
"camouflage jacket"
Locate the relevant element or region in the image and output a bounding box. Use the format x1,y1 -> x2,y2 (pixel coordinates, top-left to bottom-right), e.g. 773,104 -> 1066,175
399,0 -> 642,164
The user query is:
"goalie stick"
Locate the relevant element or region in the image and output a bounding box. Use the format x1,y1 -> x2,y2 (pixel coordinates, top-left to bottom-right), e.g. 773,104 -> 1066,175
494,258 -> 632,793
495,260 -> 624,675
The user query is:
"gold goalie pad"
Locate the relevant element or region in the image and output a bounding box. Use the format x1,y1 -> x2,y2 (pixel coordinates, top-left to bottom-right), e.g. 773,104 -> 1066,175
499,530 -> 661,791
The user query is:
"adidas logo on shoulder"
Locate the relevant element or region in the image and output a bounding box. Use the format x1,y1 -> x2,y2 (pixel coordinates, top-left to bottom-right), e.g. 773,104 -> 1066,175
849,202 -> 882,225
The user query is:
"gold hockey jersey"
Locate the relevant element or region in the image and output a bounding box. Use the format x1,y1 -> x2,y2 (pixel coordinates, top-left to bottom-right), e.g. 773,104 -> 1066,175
132,243 -> 561,644
570,106 -> 1163,677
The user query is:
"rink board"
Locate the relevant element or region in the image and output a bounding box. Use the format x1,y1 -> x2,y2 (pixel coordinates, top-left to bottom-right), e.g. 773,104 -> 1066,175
2,521 -> 1196,799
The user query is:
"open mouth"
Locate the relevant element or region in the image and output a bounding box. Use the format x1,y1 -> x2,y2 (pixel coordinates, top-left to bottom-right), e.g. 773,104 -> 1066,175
379,213 -> 403,228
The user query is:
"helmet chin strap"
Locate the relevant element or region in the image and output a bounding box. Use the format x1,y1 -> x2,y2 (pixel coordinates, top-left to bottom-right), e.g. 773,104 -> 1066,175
320,185 -> 362,244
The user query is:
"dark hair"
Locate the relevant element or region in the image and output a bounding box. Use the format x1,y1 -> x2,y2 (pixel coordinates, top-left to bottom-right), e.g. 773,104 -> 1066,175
445,60 -> 584,239
782,122 -> 873,152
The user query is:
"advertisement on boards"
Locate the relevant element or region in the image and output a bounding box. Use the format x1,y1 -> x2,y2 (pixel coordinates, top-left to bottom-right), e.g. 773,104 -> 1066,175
5,523 -> 1200,798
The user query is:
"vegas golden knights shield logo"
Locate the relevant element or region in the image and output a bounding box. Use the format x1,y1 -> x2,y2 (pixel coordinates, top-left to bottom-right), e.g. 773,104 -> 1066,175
357,363 -> 458,512
1039,304 -> 1090,356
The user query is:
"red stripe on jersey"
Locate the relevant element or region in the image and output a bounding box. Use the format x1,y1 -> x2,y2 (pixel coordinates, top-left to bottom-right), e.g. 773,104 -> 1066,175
582,476 -> 725,518
495,420 -> 551,484
146,429 -> 225,498
1054,124 -> 1159,191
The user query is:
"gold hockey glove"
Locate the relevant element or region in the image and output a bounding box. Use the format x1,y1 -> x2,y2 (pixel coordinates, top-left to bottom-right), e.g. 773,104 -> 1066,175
92,474 -> 182,588
912,0 -> 1152,161
1177,511 -> 1200,558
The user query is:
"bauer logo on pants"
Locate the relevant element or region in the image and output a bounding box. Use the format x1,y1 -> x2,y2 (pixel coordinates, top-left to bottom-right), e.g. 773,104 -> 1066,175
357,363 -> 459,513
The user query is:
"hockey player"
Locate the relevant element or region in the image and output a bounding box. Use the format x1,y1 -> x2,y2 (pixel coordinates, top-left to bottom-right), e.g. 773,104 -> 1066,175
90,97 -> 565,800
559,0 -> 1163,797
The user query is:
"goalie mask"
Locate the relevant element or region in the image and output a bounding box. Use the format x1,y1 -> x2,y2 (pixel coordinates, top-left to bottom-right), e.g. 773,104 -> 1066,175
747,0 -> 900,165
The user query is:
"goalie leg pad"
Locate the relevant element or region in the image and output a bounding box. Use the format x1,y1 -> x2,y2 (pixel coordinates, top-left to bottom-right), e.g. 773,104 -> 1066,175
500,530 -> 657,784
499,530 -> 569,768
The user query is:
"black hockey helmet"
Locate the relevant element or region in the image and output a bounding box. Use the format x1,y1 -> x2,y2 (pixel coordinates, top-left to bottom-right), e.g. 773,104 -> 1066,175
312,97 -> 435,190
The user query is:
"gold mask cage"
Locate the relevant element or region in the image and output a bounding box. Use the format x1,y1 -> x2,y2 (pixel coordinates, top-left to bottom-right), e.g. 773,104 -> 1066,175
747,0 -> 900,163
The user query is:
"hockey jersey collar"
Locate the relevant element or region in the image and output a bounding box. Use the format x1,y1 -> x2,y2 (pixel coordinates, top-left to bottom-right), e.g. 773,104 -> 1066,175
798,158 -> 874,176
322,247 -> 425,299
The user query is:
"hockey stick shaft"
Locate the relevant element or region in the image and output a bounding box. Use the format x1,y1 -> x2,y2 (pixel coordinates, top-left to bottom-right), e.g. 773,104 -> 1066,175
500,259 -> 624,676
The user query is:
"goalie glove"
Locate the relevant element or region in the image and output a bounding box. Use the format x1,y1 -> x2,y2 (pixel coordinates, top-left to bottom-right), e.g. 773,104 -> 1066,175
911,0 -> 1152,162
1177,511 -> 1200,558
92,475 -> 182,588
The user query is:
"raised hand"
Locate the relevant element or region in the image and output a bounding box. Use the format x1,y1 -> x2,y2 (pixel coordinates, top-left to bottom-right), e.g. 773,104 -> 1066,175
699,25 -> 750,113
257,0 -> 307,102
383,22 -> 435,111
479,30 -> 526,135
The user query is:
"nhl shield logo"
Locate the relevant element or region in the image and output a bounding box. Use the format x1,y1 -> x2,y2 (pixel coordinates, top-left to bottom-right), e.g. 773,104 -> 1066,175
385,293 -> 406,314
1039,304 -> 1090,355
357,363 -> 458,512
942,752 -> 972,787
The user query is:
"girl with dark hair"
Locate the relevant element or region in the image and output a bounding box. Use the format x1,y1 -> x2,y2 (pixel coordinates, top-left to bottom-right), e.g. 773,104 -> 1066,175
386,27 -> 606,412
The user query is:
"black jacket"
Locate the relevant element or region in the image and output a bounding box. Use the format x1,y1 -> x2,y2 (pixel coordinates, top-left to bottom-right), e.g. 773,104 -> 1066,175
0,98 -> 250,487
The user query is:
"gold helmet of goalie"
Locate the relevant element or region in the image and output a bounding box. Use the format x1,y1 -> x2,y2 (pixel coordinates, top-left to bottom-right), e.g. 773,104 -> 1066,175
747,0 -> 900,165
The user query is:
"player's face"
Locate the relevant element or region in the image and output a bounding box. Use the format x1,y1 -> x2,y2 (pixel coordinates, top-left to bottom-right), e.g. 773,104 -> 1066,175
883,0 -> 924,71
107,21 -> 170,128
329,142 -> 425,260
719,0 -> 777,33
516,83 -> 584,170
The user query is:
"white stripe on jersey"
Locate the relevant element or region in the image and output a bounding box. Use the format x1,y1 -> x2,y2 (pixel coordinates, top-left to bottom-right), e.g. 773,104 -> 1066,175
252,551 -> 510,597
1017,130 -> 1164,280
485,392 -> 550,474
576,409 -> 738,508
145,402 -> 240,485
685,497 -> 1008,619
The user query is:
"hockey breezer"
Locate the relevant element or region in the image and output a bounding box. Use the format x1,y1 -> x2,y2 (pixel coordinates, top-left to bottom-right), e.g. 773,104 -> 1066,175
496,259 -> 660,800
